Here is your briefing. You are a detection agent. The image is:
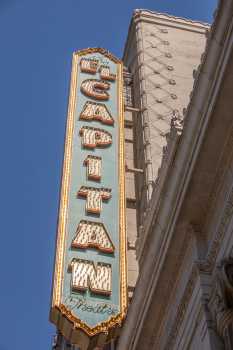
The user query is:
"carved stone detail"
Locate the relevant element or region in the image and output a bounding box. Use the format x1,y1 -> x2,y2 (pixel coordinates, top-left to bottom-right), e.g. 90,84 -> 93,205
171,109 -> 183,136
208,258 -> 233,349
155,110 -> 183,188
164,188 -> 233,349
198,188 -> 233,273
165,266 -> 199,349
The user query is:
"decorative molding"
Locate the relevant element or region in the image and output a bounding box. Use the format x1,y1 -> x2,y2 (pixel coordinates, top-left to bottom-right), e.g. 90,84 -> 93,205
55,303 -> 125,337
181,0 -> 229,121
133,9 -> 210,28
164,188 -> 233,348
170,110 -> 183,136
197,187 -> 233,274
165,265 -> 199,349
150,226 -> 194,349
209,258 -> 233,328
208,258 -> 233,349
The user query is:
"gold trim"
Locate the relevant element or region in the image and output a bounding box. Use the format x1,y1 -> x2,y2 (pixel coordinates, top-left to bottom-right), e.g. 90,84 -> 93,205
51,48 -> 127,339
52,53 -> 78,306
56,304 -> 123,337
57,304 -> 124,337
74,47 -> 121,64
118,62 -> 128,314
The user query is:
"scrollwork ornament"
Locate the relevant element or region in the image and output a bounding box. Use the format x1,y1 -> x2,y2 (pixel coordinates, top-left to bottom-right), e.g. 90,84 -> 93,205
171,109 -> 183,136
208,258 -> 233,349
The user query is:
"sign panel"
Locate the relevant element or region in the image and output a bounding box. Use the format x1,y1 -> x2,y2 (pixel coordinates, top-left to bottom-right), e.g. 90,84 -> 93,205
50,48 -> 127,347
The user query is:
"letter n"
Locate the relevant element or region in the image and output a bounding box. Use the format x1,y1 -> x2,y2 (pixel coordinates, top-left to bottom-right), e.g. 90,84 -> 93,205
70,259 -> 112,295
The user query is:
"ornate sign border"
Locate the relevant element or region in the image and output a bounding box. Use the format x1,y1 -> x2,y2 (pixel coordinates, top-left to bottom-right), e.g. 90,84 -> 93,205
50,48 -> 127,342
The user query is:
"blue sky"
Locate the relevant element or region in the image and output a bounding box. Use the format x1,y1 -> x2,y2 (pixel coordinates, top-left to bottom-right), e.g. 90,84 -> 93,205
0,1 -> 217,349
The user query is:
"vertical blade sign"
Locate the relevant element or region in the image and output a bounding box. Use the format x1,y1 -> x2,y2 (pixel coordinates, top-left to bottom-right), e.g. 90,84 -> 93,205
50,48 -> 127,348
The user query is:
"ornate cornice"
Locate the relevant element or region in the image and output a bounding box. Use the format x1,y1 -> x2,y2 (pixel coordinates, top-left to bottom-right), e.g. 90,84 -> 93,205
133,9 -> 210,28
183,0 -> 233,122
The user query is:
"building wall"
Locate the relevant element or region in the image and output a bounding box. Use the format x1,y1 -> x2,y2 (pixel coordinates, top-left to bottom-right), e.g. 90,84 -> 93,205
123,10 -> 208,244
117,3 -> 233,350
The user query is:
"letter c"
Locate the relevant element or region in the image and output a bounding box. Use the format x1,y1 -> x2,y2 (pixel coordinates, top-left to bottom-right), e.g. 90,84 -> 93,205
81,79 -> 110,101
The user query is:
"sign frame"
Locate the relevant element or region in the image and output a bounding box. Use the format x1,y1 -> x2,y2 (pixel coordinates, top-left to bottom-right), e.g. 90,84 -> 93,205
50,48 -> 127,345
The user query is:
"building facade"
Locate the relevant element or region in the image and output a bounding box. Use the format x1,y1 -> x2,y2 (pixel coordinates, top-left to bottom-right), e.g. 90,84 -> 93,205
52,1 -> 233,349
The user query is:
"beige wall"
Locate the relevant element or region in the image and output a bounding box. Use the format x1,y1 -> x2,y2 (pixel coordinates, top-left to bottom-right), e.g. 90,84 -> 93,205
122,11 -> 209,344
122,7 -> 208,321
124,11 -> 208,232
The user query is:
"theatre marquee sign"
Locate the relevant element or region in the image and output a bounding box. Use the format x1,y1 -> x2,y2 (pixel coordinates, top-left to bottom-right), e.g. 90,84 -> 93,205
50,48 -> 127,347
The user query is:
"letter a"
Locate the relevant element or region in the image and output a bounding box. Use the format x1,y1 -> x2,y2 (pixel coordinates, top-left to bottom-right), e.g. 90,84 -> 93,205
72,220 -> 115,253
80,101 -> 114,125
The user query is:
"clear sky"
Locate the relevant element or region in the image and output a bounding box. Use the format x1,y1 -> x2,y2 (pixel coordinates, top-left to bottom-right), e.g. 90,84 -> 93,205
0,1 -> 217,349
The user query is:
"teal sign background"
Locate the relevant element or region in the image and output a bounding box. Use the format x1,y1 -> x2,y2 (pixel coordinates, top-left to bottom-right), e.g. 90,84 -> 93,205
62,52 -> 120,327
